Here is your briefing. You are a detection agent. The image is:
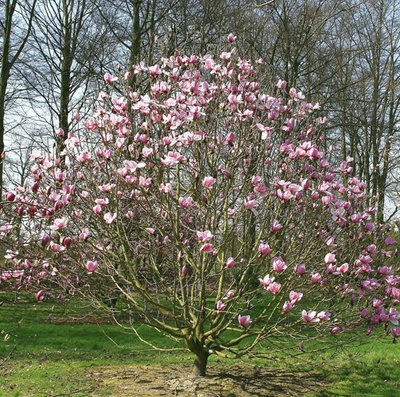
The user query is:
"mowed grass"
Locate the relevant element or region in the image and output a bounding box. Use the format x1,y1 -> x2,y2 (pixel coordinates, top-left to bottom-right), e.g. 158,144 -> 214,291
0,294 -> 400,396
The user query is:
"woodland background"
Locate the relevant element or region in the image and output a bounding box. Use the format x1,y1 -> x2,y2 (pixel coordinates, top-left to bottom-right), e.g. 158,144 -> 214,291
1,0 -> 400,223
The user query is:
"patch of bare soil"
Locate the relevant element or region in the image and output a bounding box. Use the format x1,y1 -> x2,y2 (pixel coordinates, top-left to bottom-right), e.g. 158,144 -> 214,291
87,364 -> 326,396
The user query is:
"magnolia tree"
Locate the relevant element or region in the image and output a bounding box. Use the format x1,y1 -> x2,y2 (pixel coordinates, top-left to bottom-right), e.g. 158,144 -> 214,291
1,35 -> 399,376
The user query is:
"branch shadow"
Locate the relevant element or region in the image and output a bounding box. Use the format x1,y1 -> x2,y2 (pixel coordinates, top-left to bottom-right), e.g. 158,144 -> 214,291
92,364 -> 327,397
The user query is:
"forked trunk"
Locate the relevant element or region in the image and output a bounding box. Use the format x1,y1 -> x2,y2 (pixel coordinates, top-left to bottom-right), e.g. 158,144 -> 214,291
192,351 -> 209,377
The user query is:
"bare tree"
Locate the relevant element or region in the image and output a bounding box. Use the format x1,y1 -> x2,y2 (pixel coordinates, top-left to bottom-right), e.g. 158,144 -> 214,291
329,0 -> 400,222
19,0 -> 111,154
0,0 -> 36,196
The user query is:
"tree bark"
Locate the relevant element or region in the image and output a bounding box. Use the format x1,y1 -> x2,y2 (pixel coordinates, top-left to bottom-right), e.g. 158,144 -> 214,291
129,0 -> 142,88
0,0 -> 15,198
186,336 -> 209,377
192,350 -> 209,377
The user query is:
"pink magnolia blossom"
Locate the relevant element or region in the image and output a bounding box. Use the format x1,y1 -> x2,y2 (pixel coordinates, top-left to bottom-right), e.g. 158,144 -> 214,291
161,151 -> 185,167
103,73 -> 118,84
267,281 -> 281,294
310,191 -> 319,200
79,228 -> 90,241
301,310 -> 320,323
283,301 -> 293,313
384,236 -> 397,246
295,264 -> 306,275
324,253 -> 336,264
93,204 -> 102,214
325,236 -> 335,247
216,300 -> 226,311
372,299 -> 382,308
238,314 -> 252,328
159,183 -> 172,194
227,33 -> 236,43
311,273 -> 322,284
330,326 -> 342,335
271,220 -> 283,233
244,199 -> 258,209
256,123 -> 273,140
181,265 -> 187,278
0,224 -> 13,234
276,79 -> 287,90
178,197 -> 194,209
289,291 -> 303,304
388,308 -> 400,325
50,218 -> 67,231
360,308 -> 369,318
202,176 -> 216,189
197,230 -> 213,242
220,51 -> 231,61
259,274 -> 275,288
104,212 -> 117,224
86,260 -> 98,273
78,151 -> 91,162
148,64 -> 161,76
391,327 -> 400,339
226,290 -> 235,299
62,237 -> 73,248
225,257 -> 236,268
35,290 -> 45,302
139,176 -> 152,187
5,192 -> 15,201
365,223 -> 375,232
226,132 -> 235,145
258,242 -> 271,255
337,263 -> 349,274
272,256 -> 287,273
95,198 -> 109,207
326,264 -> 336,274
200,243 -> 213,253
367,244 -> 377,254
317,311 -> 330,321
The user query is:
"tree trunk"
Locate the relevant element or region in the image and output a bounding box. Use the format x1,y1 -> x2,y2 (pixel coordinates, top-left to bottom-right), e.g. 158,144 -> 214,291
0,89 -> 6,198
129,0 -> 142,88
186,336 -> 209,377
0,0 -> 14,198
58,0 -> 74,156
192,351 -> 209,377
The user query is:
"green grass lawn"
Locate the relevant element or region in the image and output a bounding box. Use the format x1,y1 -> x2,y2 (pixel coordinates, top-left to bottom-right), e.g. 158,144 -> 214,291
0,294 -> 399,396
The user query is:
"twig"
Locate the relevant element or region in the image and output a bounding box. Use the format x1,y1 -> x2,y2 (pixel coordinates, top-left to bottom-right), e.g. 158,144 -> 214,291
255,0 -> 275,7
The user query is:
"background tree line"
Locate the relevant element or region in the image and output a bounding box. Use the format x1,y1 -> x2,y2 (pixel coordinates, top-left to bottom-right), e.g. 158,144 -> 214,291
0,0 -> 399,223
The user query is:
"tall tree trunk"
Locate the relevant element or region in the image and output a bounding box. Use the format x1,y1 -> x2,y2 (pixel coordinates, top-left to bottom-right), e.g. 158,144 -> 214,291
58,0 -> 74,156
0,80 -> 8,198
0,0 -> 14,198
186,337 -> 209,377
129,0 -> 142,87
192,350 -> 209,377
0,97 -> 5,198
58,54 -> 72,154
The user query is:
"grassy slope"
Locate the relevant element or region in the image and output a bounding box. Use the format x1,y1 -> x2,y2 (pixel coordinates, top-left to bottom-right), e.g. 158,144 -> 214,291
0,295 -> 399,396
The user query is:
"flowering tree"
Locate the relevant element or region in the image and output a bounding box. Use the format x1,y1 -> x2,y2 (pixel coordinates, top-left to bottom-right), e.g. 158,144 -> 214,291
1,34 -> 399,377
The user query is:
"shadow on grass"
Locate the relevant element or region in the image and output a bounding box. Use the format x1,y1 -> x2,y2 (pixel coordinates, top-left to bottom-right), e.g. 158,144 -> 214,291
91,364 -> 326,396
